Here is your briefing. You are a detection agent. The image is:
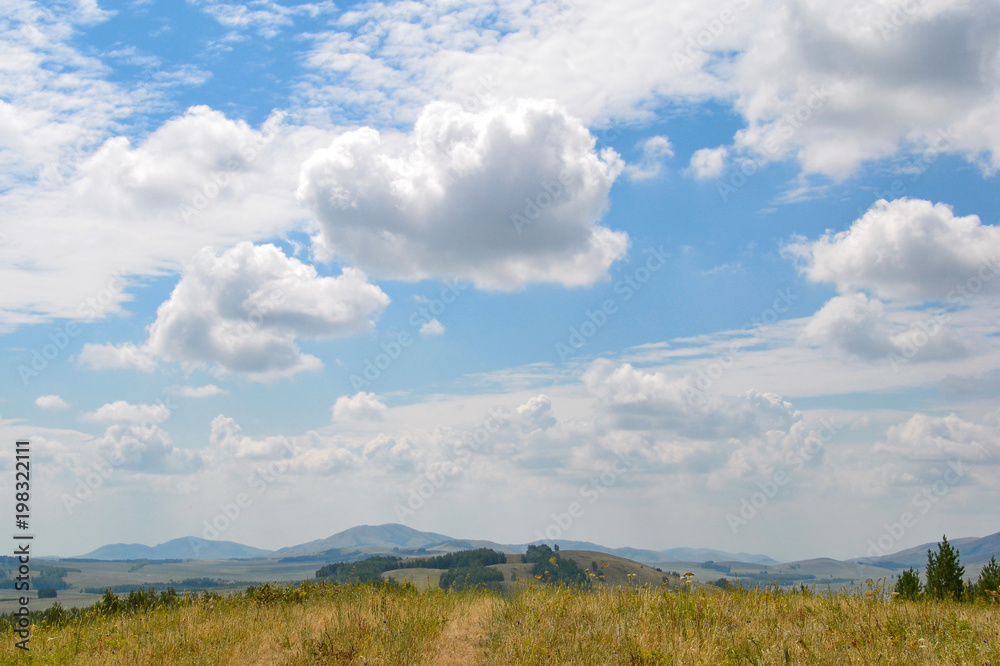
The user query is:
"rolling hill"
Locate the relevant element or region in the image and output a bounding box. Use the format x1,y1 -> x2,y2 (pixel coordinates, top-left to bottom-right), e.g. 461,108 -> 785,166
849,531 -> 1000,569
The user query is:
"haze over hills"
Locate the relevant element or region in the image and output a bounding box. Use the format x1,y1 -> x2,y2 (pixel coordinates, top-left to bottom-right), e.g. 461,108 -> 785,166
77,537 -> 273,561
75,524 -> 1000,577
850,532 -> 1000,569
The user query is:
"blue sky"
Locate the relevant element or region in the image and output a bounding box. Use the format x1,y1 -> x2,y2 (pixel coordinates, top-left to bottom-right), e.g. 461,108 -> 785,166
2,0 -> 1000,561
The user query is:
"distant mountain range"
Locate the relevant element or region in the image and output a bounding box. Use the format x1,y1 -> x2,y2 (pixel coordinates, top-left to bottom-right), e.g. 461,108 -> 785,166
74,524 -> 1000,572
78,537 -> 272,561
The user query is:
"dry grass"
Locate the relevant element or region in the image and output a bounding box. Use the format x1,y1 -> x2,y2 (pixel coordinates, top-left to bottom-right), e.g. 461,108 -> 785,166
2,581 -> 998,664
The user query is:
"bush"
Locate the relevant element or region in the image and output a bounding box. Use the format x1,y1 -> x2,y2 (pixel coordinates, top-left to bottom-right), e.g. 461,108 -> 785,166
439,566 -> 504,591
38,587 -> 57,599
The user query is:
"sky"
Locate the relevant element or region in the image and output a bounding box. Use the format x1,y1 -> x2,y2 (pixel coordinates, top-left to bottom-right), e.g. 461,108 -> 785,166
1,0 -> 999,562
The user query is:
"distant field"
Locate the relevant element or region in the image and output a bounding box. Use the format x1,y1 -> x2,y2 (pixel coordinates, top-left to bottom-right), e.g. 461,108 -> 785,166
0,557 -> 320,614
2,579 -> 998,664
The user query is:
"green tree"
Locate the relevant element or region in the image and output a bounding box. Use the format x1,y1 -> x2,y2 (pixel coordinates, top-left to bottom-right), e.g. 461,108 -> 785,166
926,535 -> 965,601
974,555 -> 1000,601
893,568 -> 922,601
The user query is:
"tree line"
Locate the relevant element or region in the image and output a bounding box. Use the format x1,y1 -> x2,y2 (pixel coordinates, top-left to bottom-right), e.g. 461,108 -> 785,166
894,535 -> 999,602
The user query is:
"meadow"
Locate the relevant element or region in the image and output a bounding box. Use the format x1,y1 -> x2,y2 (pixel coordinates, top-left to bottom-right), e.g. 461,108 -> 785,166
2,578 -> 998,664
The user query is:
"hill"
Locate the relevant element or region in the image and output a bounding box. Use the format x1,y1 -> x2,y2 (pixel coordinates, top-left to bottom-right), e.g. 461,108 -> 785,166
77,537 -> 272,560
275,523 -> 453,557
850,531 -> 1000,569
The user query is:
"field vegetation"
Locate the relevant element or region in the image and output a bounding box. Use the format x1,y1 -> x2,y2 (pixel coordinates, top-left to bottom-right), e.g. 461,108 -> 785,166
1,576 -> 998,664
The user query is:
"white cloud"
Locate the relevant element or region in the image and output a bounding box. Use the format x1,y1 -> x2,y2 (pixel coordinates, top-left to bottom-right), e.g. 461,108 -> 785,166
209,414 -> 295,459
81,242 -> 389,381
786,198 -> 1000,302
35,394 -> 69,410
728,1 -> 1000,178
419,319 -> 445,336
582,359 -> 800,440
298,0 -> 1000,179
332,392 -> 389,422
166,384 -> 228,398
801,293 -> 971,362
877,412 -> 1000,462
77,342 -> 157,372
193,1 -> 336,38
0,106 -> 331,328
625,135 -> 673,181
81,400 -> 170,425
298,99 -> 629,290
687,147 -> 728,180
98,422 -> 201,474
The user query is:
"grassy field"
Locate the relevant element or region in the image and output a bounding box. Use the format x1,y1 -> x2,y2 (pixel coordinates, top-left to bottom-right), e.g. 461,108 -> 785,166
2,579 -> 999,664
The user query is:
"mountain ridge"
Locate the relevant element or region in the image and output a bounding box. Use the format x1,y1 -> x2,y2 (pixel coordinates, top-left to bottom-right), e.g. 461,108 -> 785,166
76,524 -> 1000,570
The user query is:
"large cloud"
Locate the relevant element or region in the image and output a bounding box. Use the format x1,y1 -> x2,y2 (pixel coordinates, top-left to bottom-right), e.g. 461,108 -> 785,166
297,0 -> 1000,178
79,242 -> 389,380
582,359 -> 800,440
800,293 -> 970,362
0,105 -> 329,328
786,198 -> 1000,301
877,411 -> 1000,461
298,99 -> 629,290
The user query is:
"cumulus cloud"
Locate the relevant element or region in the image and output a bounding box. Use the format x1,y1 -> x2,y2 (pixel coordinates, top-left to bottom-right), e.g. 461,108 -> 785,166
332,392 -> 389,422
165,384 -> 228,398
35,394 -> 69,410
582,359 -> 799,440
514,394 -> 557,431
80,242 -> 389,381
299,0 -> 1000,179
81,401 -> 170,425
209,414 -> 295,459
801,293 -> 970,362
98,423 -> 201,474
786,199 -> 1000,301
298,99 -> 628,290
877,412 -> 1000,461
0,105 -> 330,328
625,135 -> 673,181
77,342 -> 157,372
687,147 -> 728,180
419,319 -> 445,336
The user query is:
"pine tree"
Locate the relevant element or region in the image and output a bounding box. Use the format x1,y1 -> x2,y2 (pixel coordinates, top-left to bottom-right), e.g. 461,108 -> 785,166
975,555 -> 1000,600
893,567 -> 922,601
925,535 -> 965,601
